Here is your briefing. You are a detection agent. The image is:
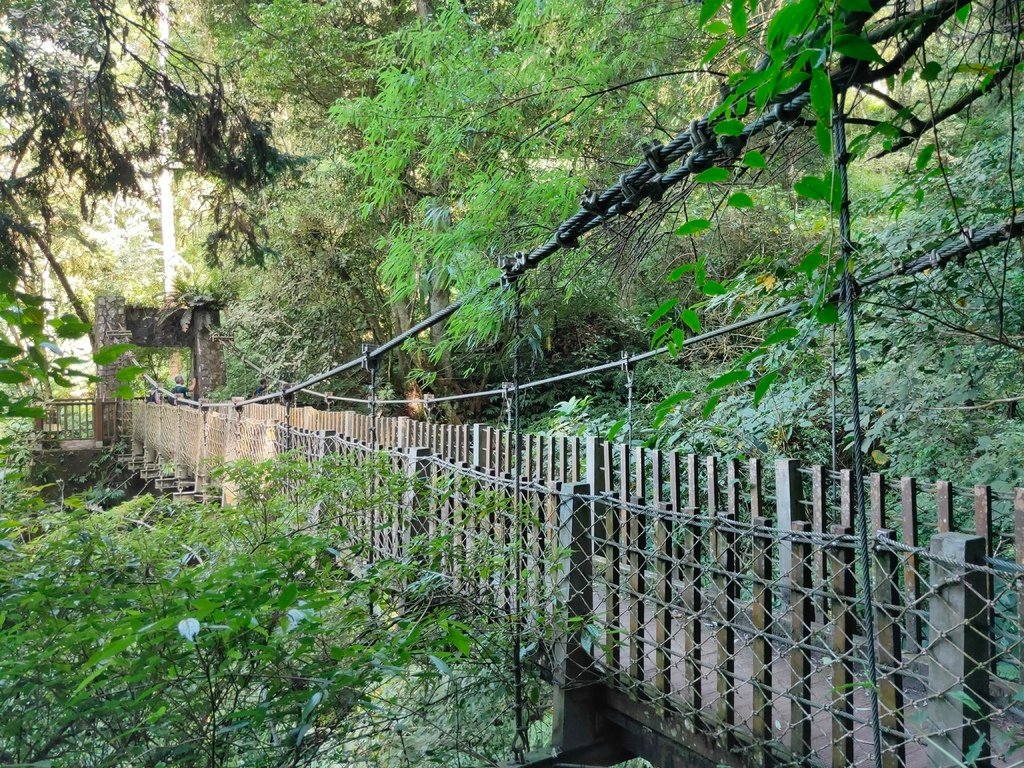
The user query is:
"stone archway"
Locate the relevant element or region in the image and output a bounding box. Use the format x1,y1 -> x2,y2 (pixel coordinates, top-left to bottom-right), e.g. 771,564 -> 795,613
94,295 -> 226,400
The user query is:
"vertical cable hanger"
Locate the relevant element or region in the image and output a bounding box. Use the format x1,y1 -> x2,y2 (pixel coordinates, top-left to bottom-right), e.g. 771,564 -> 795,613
501,252 -> 529,763
830,326 -> 838,473
281,384 -> 293,453
622,351 -> 634,445
362,343 -> 379,452
833,91 -> 885,768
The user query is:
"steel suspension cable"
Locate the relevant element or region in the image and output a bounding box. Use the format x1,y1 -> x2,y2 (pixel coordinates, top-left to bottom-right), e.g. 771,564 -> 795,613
834,98 -> 885,768
622,351 -> 634,445
504,262 -> 529,763
364,344 -> 379,452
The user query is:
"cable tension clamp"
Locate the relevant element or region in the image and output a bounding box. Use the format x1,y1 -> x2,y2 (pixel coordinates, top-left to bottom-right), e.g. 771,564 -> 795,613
361,342 -> 380,372
499,252 -> 527,286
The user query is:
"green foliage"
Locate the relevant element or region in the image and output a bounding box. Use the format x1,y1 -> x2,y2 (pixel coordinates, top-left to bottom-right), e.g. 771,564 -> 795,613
0,452 -> 545,766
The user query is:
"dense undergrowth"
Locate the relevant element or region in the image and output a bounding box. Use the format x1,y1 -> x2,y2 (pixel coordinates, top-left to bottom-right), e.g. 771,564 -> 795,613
0,453 -> 548,767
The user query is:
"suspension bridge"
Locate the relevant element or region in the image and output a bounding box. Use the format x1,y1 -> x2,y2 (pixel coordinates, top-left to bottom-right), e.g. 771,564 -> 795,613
33,393 -> 1023,768
29,0 -> 1024,758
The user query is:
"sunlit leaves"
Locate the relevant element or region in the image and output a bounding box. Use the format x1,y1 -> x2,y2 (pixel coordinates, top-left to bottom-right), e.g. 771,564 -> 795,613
648,299 -> 679,326
916,144 -> 936,170
743,150 -> 766,168
708,368 -> 751,389
816,303 -> 840,324
93,343 -> 134,366
680,308 -> 702,334
731,0 -> 748,36
676,219 -> 712,237
753,370 -> 780,406
694,167 -> 731,183
809,68 -> 833,120
714,119 -> 745,136
699,0 -> 727,26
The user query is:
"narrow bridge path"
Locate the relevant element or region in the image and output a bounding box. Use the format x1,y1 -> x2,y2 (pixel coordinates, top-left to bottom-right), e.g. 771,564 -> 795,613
46,398 -> 1024,768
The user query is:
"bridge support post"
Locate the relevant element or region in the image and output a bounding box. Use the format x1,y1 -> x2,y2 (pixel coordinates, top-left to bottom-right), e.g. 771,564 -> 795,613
775,458 -> 806,587
926,533 -> 991,768
396,416 -> 411,450
402,447 -> 432,558
472,424 -> 490,468
539,482 -> 630,766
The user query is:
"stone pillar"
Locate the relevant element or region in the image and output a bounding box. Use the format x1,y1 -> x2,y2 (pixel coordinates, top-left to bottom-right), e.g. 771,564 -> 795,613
93,295 -> 129,400
190,309 -> 225,399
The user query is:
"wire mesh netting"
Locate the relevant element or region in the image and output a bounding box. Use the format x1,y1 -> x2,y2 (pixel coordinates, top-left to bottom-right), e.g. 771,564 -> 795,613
125,402 -> 1024,767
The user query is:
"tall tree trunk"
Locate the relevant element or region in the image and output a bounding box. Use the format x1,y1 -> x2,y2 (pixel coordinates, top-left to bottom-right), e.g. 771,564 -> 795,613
158,0 -> 180,299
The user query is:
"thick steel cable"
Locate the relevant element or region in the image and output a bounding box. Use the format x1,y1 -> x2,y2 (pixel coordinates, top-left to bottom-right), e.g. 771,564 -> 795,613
368,365 -> 378,452
155,0 -> 960,412
507,271 -> 529,763
143,206 -> 1024,423
623,352 -> 634,444
230,85 -> 824,410
284,393 -> 293,452
834,101 -> 884,768
333,210 -> 1024,409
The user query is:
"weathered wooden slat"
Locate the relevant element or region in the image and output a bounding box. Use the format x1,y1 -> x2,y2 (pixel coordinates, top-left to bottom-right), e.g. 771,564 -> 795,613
974,484 -> 995,673
811,464 -> 828,620
653,502 -> 673,699
1017,488 -> 1024,669
829,524 -> 856,768
628,492 -> 647,682
751,515 -> 773,760
871,472 -> 887,531
716,459 -> 738,744
683,454 -> 702,716
936,480 -> 953,532
875,530 -> 906,768
604,462 -> 622,671
790,520 -> 813,758
840,469 -> 853,528
901,476 -> 922,652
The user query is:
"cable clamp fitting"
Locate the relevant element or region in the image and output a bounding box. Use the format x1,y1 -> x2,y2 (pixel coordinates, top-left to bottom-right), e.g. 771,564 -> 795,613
719,132 -> 747,160
619,172 -> 642,206
554,229 -> 579,249
501,381 -> 516,401
499,252 -> 527,286
642,141 -> 669,174
772,97 -> 804,124
689,119 -> 713,150
840,271 -> 862,300
621,351 -> 634,387
580,189 -> 602,214
647,176 -> 666,203
361,343 -> 379,371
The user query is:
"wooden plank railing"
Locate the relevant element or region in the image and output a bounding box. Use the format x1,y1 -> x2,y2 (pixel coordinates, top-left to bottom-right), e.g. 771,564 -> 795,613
123,400 -> 1024,767
35,399 -> 95,443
